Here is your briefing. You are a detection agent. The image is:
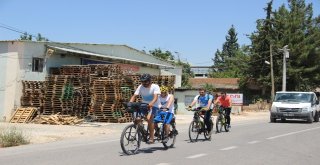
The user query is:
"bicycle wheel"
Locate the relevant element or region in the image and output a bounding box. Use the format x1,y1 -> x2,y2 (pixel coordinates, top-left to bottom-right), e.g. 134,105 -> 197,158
216,115 -> 223,133
120,124 -> 141,155
224,118 -> 229,132
204,119 -> 214,140
188,121 -> 200,142
162,123 -> 177,149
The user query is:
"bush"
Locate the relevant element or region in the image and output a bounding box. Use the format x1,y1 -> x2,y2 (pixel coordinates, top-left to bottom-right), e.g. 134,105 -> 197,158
0,126 -> 30,147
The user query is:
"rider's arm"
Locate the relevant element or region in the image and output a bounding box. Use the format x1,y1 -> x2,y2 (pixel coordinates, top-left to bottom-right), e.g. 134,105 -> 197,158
206,99 -> 213,110
189,95 -> 198,107
148,93 -> 158,108
166,94 -> 175,109
129,94 -> 138,102
130,85 -> 141,102
228,97 -> 232,108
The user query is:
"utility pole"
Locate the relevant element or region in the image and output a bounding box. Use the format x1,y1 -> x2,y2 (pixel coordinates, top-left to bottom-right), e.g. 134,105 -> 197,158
270,44 -> 275,101
279,45 -> 289,91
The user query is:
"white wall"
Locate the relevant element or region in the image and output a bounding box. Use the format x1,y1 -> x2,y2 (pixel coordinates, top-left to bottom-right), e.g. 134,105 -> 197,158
0,52 -> 19,121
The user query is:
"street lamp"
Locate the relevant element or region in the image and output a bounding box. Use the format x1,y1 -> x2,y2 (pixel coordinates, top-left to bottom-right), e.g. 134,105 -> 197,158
279,45 -> 289,91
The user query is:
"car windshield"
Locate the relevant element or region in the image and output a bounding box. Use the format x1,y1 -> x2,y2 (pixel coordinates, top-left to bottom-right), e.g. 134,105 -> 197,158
274,93 -> 312,103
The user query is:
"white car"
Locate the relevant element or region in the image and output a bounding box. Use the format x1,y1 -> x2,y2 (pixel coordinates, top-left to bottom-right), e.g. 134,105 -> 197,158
270,91 -> 320,123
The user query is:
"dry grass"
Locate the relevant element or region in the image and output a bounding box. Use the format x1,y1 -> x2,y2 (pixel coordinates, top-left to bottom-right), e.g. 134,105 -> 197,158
0,126 -> 30,147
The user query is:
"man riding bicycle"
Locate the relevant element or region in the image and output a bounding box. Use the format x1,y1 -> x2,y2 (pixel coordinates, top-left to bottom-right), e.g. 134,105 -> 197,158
156,86 -> 175,142
217,92 -> 232,128
188,88 -> 214,133
129,73 -> 161,144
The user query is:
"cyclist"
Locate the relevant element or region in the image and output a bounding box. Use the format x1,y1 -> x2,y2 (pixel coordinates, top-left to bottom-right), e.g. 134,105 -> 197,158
188,88 -> 214,133
217,92 -> 232,128
156,86 -> 175,142
129,73 -> 161,144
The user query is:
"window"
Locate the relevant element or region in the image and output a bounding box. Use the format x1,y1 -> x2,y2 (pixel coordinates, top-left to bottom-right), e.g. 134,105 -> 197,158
32,58 -> 44,72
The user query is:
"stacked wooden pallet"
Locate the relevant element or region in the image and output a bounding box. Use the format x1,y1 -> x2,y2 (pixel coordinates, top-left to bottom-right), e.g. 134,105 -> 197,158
60,65 -> 91,117
42,75 -> 74,115
18,64 -> 176,123
21,81 -> 44,108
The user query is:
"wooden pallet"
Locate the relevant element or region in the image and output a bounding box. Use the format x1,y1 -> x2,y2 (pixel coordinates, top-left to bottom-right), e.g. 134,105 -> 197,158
10,107 -> 37,123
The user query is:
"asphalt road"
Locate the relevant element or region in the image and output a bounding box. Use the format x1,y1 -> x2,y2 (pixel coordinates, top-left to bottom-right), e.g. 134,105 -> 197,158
1,116 -> 320,165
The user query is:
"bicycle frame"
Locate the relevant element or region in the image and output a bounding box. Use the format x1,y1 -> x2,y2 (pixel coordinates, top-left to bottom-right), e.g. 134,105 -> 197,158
188,107 -> 213,142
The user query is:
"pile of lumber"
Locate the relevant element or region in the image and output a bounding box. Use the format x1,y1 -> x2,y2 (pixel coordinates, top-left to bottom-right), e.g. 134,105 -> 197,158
33,113 -> 84,125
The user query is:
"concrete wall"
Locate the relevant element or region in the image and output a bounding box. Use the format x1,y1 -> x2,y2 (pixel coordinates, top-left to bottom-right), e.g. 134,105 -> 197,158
174,90 -> 199,115
0,42 -> 21,121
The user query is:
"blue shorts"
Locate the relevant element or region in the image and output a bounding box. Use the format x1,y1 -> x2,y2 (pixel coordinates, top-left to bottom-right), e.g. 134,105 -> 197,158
151,106 -> 160,116
164,112 -> 173,124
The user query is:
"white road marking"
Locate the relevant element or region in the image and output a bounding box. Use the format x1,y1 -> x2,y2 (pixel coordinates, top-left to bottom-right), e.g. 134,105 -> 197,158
248,140 -> 260,144
220,146 -> 238,151
186,153 -> 207,159
156,163 -> 171,165
266,126 -> 320,140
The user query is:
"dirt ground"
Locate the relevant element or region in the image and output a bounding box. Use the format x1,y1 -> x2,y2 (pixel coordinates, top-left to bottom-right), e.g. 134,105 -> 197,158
0,111 -> 269,145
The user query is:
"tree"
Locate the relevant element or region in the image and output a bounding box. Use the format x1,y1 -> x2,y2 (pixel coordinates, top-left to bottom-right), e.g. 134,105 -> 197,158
19,33 -> 49,41
149,48 -> 193,87
248,0 -> 320,95
36,33 -> 49,41
210,25 -> 247,78
19,32 -> 32,41
149,48 -> 174,61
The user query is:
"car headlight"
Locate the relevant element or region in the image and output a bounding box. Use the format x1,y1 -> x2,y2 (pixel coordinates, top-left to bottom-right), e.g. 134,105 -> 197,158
271,106 -> 277,112
302,107 -> 309,112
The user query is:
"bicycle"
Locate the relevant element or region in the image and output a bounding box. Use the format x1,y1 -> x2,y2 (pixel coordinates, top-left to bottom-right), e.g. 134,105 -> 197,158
120,102 -> 177,155
186,107 -> 213,142
215,106 -> 229,133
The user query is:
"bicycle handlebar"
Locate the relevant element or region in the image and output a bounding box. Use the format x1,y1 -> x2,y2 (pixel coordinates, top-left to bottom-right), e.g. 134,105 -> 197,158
185,107 -> 209,112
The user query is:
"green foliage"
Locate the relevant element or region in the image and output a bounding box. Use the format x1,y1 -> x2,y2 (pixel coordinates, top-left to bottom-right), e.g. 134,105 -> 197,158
19,32 -> 32,41
149,48 -> 174,61
211,25 -> 249,80
149,48 -> 193,87
0,126 -> 30,147
19,33 -> 49,41
176,60 -> 194,87
248,0 -> 320,94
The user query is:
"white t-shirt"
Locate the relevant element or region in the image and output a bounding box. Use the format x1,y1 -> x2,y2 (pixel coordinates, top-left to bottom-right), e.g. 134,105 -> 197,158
134,84 -> 161,107
158,94 -> 174,114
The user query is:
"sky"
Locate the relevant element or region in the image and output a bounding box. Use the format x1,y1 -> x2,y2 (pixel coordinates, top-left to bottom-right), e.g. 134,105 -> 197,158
0,0 -> 319,66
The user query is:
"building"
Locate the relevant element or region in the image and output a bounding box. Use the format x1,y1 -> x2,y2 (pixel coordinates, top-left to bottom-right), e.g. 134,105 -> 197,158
190,66 -> 213,78
174,78 -> 240,114
0,40 -> 182,121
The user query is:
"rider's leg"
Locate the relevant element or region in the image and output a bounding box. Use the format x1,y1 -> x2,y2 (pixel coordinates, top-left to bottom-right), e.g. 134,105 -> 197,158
204,110 -> 212,132
225,108 -> 231,126
148,106 -> 160,143
164,113 -> 173,137
148,115 -> 155,142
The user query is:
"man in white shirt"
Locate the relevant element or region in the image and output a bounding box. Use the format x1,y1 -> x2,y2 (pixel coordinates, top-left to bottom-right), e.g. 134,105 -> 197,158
129,73 -> 160,144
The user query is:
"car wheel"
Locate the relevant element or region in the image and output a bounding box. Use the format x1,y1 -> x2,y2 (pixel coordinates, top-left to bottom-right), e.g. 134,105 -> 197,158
270,116 -> 276,123
314,111 -> 319,122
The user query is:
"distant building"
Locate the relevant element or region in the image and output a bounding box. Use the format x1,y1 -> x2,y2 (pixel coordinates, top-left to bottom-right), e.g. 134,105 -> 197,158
174,78 -> 240,114
190,66 -> 213,78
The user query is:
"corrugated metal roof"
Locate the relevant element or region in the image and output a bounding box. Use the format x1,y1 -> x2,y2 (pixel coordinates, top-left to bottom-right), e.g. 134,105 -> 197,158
47,45 -> 174,68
